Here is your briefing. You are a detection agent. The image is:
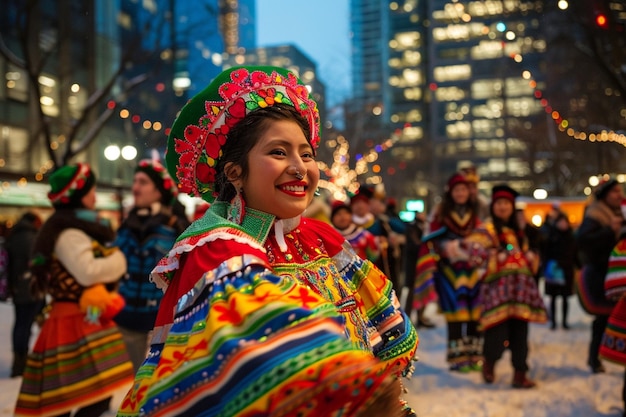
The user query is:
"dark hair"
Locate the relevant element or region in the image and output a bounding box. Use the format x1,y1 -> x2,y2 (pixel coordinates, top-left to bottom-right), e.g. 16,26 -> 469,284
490,201 -> 523,248
21,211 -> 41,225
436,183 -> 477,224
214,103 -> 312,201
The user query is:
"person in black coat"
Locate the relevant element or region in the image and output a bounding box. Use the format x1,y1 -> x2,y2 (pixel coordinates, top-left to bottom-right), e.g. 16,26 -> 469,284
403,212 -> 435,328
541,211 -> 577,330
576,178 -> 625,373
5,212 -> 45,377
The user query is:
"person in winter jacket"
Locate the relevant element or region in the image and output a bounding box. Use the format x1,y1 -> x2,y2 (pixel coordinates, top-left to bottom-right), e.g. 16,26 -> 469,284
5,212 -> 44,377
415,172 -> 483,372
540,211 -> 577,330
113,158 -> 190,372
466,184 -> 547,388
576,178 -> 625,373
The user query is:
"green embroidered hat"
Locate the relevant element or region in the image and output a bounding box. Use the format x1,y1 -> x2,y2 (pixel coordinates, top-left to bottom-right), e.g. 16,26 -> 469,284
166,65 -> 321,203
48,163 -> 96,207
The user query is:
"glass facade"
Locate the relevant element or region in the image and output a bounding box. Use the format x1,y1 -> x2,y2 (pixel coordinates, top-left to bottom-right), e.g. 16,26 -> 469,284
174,0 -> 223,96
427,0 -> 547,193
350,0 -> 552,198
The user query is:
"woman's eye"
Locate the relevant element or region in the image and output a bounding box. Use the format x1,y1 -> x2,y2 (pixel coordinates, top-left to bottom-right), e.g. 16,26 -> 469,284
302,151 -> 314,160
270,149 -> 287,156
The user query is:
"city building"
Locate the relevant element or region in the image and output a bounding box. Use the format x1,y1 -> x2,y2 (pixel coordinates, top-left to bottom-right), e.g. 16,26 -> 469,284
0,1 -> 126,221
175,0 -> 256,96
0,0 -> 222,223
427,0 -> 549,196
348,0 -> 626,209
349,0 -> 550,206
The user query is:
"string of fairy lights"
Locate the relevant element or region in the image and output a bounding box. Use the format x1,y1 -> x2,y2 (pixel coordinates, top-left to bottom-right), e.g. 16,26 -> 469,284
6,16 -> 625,198
513,59 -> 626,147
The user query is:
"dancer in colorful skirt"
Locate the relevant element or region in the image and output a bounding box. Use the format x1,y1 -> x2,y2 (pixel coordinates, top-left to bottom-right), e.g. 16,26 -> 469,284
117,65 -> 419,417
414,172 -> 483,372
15,163 -> 133,417
466,184 -> 547,388
600,233 -> 626,417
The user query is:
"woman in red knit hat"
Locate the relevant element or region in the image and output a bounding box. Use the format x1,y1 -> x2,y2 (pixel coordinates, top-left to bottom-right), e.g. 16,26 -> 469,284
414,172 -> 484,372
466,184 -> 547,388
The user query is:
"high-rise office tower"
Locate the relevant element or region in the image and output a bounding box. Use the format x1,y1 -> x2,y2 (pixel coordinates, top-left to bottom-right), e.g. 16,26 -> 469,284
350,1 -> 551,199
427,1 -> 548,194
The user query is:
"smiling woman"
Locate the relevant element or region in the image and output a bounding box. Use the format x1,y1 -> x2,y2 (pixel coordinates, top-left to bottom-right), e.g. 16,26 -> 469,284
233,115 -> 319,219
117,65 -> 418,417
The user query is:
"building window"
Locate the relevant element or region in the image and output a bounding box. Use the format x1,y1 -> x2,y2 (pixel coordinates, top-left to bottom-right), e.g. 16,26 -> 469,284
471,40 -> 504,60
433,64 -> 471,82
472,99 -> 504,119
435,86 -> 466,101
0,125 -> 29,172
446,121 -> 471,140
6,64 -> 28,102
38,73 -> 59,117
471,79 -> 502,100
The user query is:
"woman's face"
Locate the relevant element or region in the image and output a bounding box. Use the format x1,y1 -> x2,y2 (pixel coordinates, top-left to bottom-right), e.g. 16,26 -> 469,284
132,171 -> 162,208
332,208 -> 352,230
605,185 -> 625,210
81,186 -> 97,210
451,183 -> 470,205
240,119 -> 319,219
492,198 -> 514,221
556,217 -> 569,231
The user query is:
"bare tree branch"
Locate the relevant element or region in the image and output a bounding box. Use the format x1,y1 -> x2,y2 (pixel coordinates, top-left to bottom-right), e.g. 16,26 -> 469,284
64,73 -> 151,163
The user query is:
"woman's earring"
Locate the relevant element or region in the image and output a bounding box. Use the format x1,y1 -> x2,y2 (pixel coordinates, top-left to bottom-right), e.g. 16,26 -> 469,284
228,187 -> 246,224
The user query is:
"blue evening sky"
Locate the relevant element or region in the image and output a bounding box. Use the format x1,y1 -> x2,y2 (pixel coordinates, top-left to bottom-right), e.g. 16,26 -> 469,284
256,1 -> 352,107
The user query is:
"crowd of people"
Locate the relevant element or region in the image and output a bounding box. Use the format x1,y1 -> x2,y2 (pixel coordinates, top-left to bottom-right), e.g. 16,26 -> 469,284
0,64 -> 625,416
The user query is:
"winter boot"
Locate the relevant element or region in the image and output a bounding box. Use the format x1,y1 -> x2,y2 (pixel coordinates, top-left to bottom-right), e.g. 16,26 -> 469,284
11,353 -> 28,378
482,360 -> 495,384
512,370 -> 536,389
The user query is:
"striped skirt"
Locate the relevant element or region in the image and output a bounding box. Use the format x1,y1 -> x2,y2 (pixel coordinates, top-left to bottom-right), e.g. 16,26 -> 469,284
600,295 -> 626,366
15,302 -> 134,417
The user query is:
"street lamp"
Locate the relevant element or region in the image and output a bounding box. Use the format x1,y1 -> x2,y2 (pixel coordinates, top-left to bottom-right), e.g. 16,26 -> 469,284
104,144 -> 137,219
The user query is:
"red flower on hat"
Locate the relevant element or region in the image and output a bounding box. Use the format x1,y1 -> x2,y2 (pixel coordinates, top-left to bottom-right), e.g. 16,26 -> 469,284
218,68 -> 250,100
196,162 -> 215,184
163,178 -> 173,191
176,126 -> 203,167
250,69 -> 273,86
226,97 -> 246,126
174,125 -> 207,194
205,130 -> 226,161
257,88 -> 277,107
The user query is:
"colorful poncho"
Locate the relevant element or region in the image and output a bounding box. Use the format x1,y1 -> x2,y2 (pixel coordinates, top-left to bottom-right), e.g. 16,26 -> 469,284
465,222 -> 547,331
118,203 -> 418,416
605,238 -> 626,300
600,237 -> 626,366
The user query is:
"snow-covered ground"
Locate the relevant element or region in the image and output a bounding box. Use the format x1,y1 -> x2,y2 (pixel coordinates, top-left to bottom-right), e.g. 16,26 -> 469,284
0,295 -> 623,416
405,298 -> 624,417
